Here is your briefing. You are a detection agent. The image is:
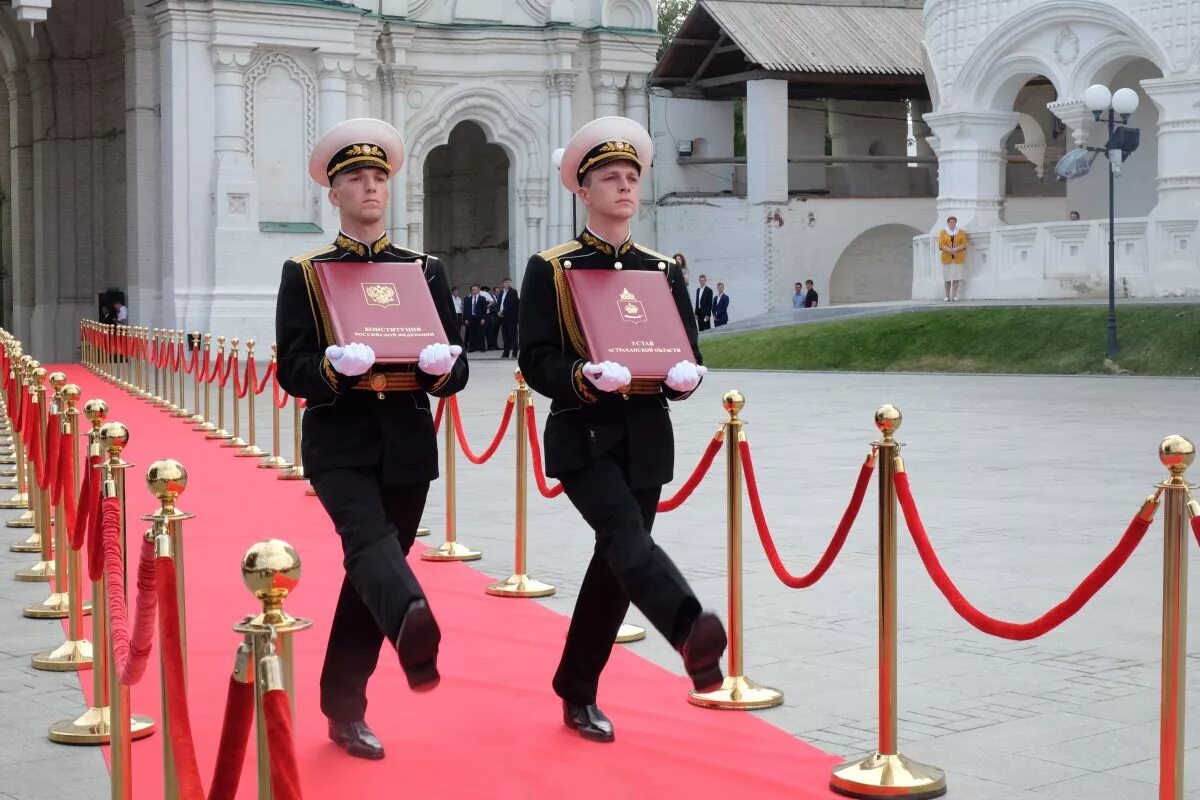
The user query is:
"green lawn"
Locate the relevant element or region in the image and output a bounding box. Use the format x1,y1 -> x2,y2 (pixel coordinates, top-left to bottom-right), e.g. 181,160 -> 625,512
700,306 -> 1200,377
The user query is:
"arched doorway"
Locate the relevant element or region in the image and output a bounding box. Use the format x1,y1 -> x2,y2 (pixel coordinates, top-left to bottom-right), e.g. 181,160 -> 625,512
1004,76 -> 1066,199
830,224 -> 919,304
423,121 -> 511,292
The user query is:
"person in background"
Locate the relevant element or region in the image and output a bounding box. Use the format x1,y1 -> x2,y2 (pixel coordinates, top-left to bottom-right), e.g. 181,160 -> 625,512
792,282 -> 806,309
113,301 -> 129,325
1068,210 -> 1081,221
496,277 -> 519,358
451,286 -> 464,339
938,215 -> 968,302
464,284 -> 488,353
713,282 -> 729,327
675,253 -> 689,287
694,274 -> 713,331
803,280 -> 819,308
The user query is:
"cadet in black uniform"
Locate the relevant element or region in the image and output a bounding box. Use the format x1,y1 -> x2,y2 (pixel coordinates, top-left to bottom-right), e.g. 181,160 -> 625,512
275,118 -> 468,760
518,117 -> 728,743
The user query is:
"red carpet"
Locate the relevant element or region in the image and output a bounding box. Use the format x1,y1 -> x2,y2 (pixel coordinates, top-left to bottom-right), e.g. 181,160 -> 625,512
55,366 -> 841,799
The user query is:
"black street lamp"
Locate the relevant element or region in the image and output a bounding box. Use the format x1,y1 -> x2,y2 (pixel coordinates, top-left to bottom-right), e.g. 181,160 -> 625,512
1083,84 -> 1141,359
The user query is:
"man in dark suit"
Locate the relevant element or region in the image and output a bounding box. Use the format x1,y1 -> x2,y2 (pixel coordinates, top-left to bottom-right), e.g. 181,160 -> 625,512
463,284 -> 488,353
496,277 -> 519,358
486,286 -> 501,351
712,282 -> 729,327
275,118 -> 468,761
519,116 -> 727,745
694,274 -> 713,331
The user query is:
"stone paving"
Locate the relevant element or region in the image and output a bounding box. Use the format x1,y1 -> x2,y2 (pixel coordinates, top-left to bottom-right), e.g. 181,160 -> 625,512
3,360 -> 1200,798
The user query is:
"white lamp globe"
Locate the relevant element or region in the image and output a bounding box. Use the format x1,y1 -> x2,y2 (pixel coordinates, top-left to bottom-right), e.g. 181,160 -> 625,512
1112,88 -> 1140,115
1084,84 -> 1112,112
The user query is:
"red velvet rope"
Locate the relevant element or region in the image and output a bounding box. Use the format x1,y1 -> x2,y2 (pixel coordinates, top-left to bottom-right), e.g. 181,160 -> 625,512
658,433 -> 724,513
26,400 -> 44,489
524,405 -> 564,498
1191,514 -> 1200,549
433,397 -> 445,434
263,690 -> 304,800
233,357 -> 255,400
273,368 -> 290,409
219,354 -> 236,390
257,360 -> 275,395
155,557 -> 206,799
104,503 -> 158,685
449,395 -> 514,465
208,676 -> 256,800
182,343 -> 196,376
74,454 -> 99,556
207,350 -> 225,386
895,471 -> 1152,641
87,470 -> 107,580
56,429 -> 76,532
37,410 -> 60,493
741,440 -> 875,589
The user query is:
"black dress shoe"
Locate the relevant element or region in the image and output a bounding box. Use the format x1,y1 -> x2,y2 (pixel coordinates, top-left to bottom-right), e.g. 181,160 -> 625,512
680,612 -> 727,693
397,599 -> 441,691
563,701 -> 615,743
328,719 -> 385,760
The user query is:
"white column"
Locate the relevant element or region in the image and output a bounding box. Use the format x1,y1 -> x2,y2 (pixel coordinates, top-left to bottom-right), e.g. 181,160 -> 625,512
1142,77 -> 1200,219
519,179 -> 547,269
924,109 -> 1018,228
318,56 -> 352,232
544,72 -> 560,242
591,70 -> 621,117
384,66 -> 414,246
407,174 -> 424,252
29,59 -> 57,355
551,70 -> 576,241
0,80 -> 10,330
746,79 -> 788,204
121,15 -> 162,344
5,71 -> 33,343
213,48 -> 252,159
623,74 -> 648,129
348,61 -> 376,119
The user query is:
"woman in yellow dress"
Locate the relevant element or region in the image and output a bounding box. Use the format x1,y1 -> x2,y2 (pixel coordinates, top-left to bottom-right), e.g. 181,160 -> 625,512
938,215 -> 968,302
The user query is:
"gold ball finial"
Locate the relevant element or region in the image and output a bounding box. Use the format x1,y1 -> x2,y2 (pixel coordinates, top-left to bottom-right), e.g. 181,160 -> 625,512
230,337 -> 240,348
241,539 -> 302,626
246,338 -> 255,349
875,405 -> 903,436
722,389 -> 745,418
514,367 -> 524,384
217,335 -> 226,345
99,421 -> 129,454
84,398 -> 109,426
145,459 -> 187,502
1159,435 -> 1195,478
48,371 -> 66,390
63,384 -> 81,405
32,366 -> 46,382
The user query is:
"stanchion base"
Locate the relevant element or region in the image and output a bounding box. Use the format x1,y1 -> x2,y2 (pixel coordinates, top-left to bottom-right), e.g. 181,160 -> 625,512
485,573 -> 556,598
235,445 -> 266,458
0,466 -> 15,478
14,560 -> 54,582
10,533 -> 40,552
830,752 -> 947,799
205,428 -> 234,441
48,707 -> 156,745
258,457 -> 292,469
616,624 -> 646,643
415,527 -> 431,537
23,596 -> 92,619
688,675 -> 785,710
421,541 -> 482,562
32,639 -> 93,671
221,437 -> 248,449
278,466 -> 306,481
193,421 -> 217,433
0,480 -> 16,490
5,510 -> 35,527
0,492 -> 29,510
171,408 -> 192,418
306,484 -> 317,496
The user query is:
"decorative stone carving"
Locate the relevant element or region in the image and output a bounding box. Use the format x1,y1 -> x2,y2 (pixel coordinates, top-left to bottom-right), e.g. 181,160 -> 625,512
528,87 -> 546,108
244,52 -> 317,161
1053,25 -> 1080,66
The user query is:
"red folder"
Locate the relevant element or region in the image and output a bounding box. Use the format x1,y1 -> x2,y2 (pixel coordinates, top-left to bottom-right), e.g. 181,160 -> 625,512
312,260 -> 446,363
564,269 -> 691,379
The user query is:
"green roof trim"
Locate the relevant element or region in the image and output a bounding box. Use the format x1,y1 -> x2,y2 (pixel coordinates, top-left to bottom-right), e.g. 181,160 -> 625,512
380,17 -> 657,35
233,0 -> 369,14
260,221 -> 325,234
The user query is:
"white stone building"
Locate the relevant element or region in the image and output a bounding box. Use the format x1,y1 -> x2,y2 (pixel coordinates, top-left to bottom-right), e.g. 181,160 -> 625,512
651,0 -> 1200,319
0,0 -> 660,360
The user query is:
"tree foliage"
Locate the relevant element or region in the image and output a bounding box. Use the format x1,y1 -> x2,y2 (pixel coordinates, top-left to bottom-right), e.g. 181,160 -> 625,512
657,0 -> 695,59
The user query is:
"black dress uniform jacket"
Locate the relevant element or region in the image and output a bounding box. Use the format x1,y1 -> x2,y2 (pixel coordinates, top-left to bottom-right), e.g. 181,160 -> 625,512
517,230 -> 701,491
275,232 -> 468,484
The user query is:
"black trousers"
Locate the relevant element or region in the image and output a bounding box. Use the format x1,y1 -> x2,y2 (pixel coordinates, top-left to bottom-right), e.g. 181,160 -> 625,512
310,469 -> 430,722
553,450 -> 700,705
500,316 -> 518,356
466,319 -> 486,352
696,313 -> 711,332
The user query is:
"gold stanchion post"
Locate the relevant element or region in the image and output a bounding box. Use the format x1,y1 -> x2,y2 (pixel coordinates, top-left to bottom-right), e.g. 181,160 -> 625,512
830,406 -> 945,799
143,458 -> 195,800
486,371 -> 552,596
233,539 -> 312,800
207,337 -> 234,440
237,340 -> 266,457
1157,435 -> 1194,800
195,334 -> 216,432
32,384 -> 94,671
278,398 -> 306,481
151,329 -> 165,407
688,391 -> 781,709
422,394 -> 482,562
222,338 -> 247,448
259,345 -> 292,469
189,332 -> 204,424
15,365 -> 54,582
5,355 -> 35,540
173,330 -> 190,417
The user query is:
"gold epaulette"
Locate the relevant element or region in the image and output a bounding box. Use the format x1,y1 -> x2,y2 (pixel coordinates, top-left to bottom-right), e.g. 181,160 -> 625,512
289,244 -> 337,264
298,258 -> 336,344
538,240 -> 583,263
632,243 -> 677,266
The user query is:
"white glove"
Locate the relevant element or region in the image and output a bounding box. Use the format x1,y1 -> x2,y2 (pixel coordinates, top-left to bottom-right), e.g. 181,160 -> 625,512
417,343 -> 462,376
582,361 -> 632,393
665,360 -> 707,393
325,342 -> 375,377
